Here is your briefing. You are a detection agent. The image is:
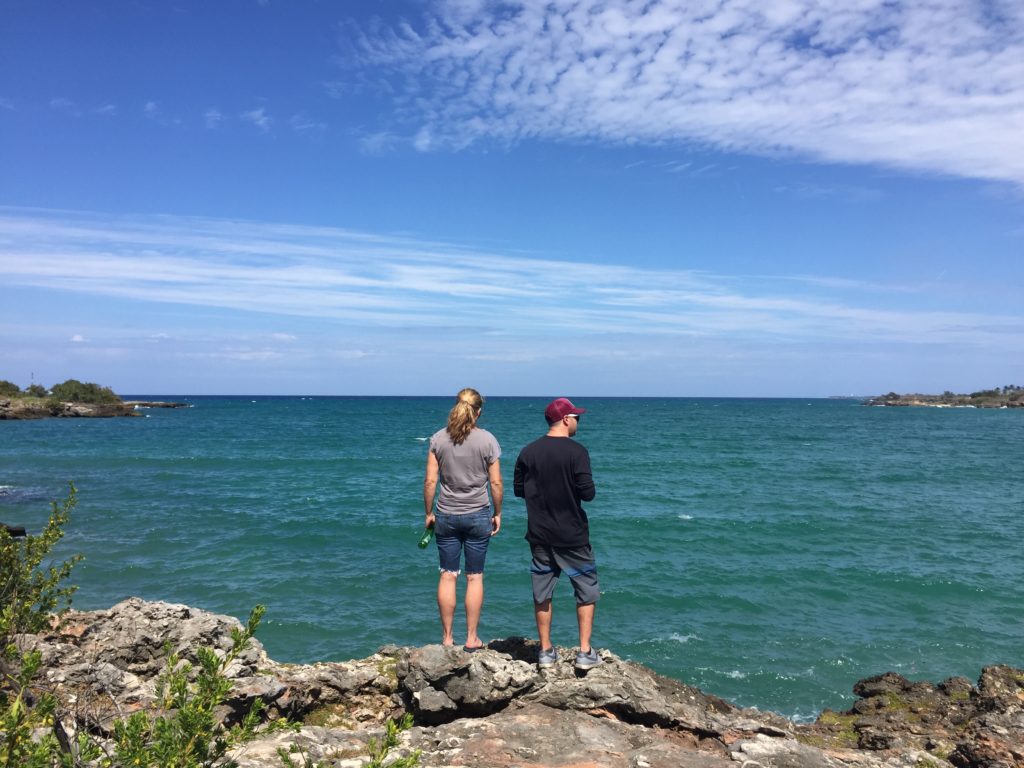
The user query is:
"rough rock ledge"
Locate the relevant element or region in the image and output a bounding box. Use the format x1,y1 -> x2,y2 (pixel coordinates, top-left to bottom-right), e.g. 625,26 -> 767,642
21,599 -> 1024,768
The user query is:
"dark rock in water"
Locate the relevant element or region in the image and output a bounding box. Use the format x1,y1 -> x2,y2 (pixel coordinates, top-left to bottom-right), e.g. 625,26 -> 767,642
18,599 -> 1024,768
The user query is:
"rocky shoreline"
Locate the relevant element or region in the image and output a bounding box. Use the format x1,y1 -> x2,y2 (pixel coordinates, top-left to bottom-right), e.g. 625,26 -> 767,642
21,599 -> 1024,767
0,398 -> 188,419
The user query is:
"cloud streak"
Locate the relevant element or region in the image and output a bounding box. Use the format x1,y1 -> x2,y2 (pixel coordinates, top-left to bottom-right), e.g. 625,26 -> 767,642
355,0 -> 1024,185
241,107 -> 272,132
1,208 -> 1019,351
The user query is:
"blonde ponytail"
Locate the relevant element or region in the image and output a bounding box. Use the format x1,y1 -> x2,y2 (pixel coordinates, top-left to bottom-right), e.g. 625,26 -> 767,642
446,387 -> 483,445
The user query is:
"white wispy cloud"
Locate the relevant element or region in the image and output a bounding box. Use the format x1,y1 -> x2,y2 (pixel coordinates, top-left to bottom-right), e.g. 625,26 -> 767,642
241,107 -> 272,132
141,100 -> 183,126
290,112 -> 327,134
355,0 -> 1024,185
0,208 -> 1019,350
360,131 -> 403,154
205,108 -> 224,128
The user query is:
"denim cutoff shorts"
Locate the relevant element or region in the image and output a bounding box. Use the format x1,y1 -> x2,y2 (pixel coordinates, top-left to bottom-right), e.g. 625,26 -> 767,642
435,508 -> 493,575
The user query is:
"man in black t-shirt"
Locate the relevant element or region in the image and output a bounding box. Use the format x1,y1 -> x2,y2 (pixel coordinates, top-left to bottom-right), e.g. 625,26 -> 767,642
513,397 -> 601,670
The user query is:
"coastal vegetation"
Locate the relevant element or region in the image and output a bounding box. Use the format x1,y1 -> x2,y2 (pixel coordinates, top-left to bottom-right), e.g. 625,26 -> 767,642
0,379 -> 121,404
1,379 -> 187,420
0,379 -> 143,420
1,485 -> 82,767
867,384 -> 1024,408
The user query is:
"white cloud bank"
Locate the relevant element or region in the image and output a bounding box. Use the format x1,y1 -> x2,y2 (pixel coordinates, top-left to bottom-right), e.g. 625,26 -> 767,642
356,0 -> 1024,185
0,208 -> 1019,351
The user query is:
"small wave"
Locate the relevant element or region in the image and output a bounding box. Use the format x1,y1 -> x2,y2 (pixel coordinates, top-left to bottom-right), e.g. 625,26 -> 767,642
633,631 -> 699,647
414,437 -> 428,442
668,632 -> 698,644
677,514 -> 693,521
697,666 -> 748,680
0,486 -> 48,504
789,709 -> 824,725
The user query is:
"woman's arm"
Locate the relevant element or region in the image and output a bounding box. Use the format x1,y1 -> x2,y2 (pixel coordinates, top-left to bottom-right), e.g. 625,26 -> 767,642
488,458 -> 503,535
423,450 -> 439,527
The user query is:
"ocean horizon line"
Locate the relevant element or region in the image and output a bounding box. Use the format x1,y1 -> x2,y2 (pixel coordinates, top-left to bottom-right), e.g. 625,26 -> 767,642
121,393 -> 867,401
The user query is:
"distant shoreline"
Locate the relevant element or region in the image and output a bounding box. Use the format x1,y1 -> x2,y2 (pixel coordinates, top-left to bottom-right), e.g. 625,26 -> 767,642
865,388 -> 1023,409
0,398 -> 189,420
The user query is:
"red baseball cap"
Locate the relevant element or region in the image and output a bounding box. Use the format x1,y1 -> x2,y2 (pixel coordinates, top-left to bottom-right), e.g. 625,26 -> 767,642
544,397 -> 586,423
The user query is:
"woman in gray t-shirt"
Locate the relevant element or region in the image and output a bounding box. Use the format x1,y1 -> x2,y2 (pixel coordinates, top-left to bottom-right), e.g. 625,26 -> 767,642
423,388 -> 503,650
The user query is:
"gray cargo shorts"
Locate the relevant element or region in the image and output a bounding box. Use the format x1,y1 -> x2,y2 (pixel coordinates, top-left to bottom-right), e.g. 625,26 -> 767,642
529,542 -> 600,605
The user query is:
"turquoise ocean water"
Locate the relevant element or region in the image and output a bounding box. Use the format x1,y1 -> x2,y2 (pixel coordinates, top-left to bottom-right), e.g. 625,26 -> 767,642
1,396 -> 1021,720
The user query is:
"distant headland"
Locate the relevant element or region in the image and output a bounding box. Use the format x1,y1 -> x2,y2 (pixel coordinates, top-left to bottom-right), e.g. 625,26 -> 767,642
866,385 -> 1023,408
0,378 -> 187,420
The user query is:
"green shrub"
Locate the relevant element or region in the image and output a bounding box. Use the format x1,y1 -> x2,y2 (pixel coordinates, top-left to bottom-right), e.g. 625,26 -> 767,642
1,484 -> 81,643
0,648 -> 67,768
278,714 -> 421,768
48,379 -> 121,404
1,484 -> 82,768
107,605 -> 275,768
366,715 -> 420,768
0,381 -> 20,398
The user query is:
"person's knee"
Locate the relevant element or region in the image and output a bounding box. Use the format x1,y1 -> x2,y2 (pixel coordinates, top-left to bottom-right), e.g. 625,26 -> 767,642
534,598 -> 552,610
465,572 -> 483,582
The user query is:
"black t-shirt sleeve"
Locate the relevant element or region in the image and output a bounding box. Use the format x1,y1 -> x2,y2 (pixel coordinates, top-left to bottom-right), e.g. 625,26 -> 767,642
513,454 -> 526,498
575,447 -> 595,501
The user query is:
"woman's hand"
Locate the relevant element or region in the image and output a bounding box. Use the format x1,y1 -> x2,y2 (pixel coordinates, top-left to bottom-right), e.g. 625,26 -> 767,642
491,513 -> 501,536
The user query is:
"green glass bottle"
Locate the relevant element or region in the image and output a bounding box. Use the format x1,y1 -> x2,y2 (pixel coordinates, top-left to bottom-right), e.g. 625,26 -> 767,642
417,525 -> 435,549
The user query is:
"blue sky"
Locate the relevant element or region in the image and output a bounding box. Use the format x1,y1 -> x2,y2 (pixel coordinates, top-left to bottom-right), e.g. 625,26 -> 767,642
1,0 -> 1022,396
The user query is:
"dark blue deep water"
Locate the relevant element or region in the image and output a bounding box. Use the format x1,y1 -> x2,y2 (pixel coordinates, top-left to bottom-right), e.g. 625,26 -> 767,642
2,396 -> 1021,720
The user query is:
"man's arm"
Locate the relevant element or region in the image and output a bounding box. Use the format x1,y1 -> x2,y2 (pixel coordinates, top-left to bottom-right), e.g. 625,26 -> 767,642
575,448 -> 595,502
513,453 -> 526,498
